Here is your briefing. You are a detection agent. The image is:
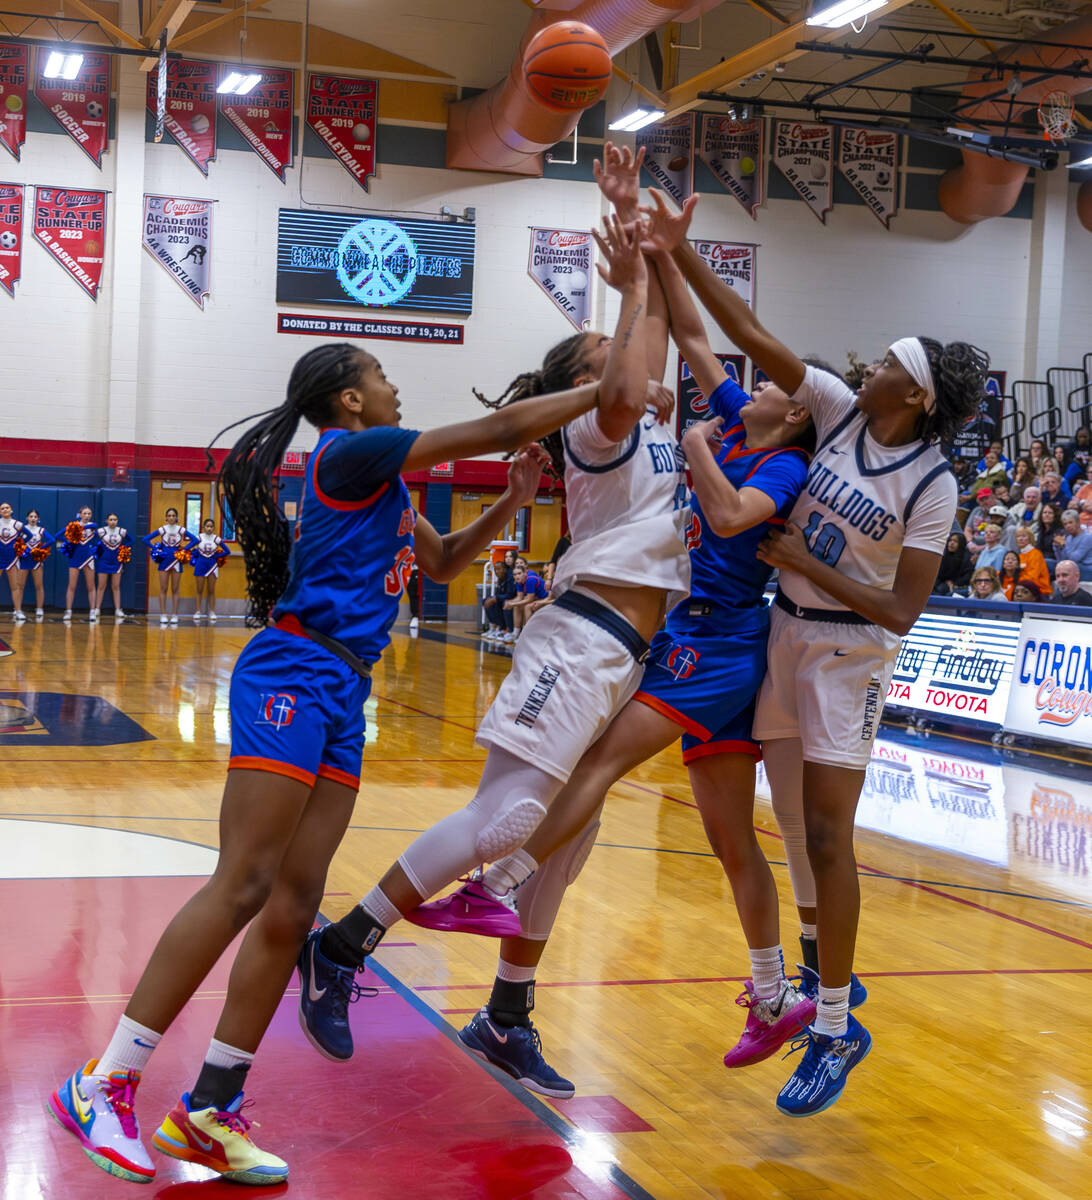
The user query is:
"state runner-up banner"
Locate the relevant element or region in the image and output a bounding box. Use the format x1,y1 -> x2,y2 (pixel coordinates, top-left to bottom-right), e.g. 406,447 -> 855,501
637,113 -> 694,206
33,186 -> 106,299
0,43 -> 29,161
697,115 -> 764,219
35,52 -> 109,167
146,59 -> 217,175
691,239 -> 756,307
837,128 -> 898,229
676,352 -> 746,437
219,66 -> 294,180
527,227 -> 592,331
306,74 -> 377,191
142,195 -> 212,309
1004,615 -> 1092,749
773,121 -> 833,224
0,181 -> 23,296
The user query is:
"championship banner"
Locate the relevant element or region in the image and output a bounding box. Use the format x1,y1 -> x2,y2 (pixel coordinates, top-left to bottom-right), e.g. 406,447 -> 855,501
691,239 -> 756,307
146,60 -> 217,175
219,66 -> 294,180
773,121 -> 833,224
142,195 -> 212,309
697,115 -> 764,219
637,113 -> 694,206
33,186 -> 106,300
528,227 -> 592,331
837,128 -> 898,229
306,74 -> 377,191
35,52 -> 109,167
0,43 -> 29,161
1005,615 -> 1092,748
676,352 -> 746,437
0,181 -> 23,297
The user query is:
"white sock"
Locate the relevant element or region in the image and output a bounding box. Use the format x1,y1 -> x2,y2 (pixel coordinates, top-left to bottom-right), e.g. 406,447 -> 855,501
748,945 -> 785,999
800,922 -> 817,941
361,885 -> 402,931
482,849 -> 537,896
97,1015 -> 163,1077
814,984 -> 851,1038
496,957 -> 537,984
204,1037 -> 255,1071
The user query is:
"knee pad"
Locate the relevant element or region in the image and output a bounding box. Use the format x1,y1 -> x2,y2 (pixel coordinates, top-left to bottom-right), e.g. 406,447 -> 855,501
558,819 -> 599,886
474,797 -> 547,861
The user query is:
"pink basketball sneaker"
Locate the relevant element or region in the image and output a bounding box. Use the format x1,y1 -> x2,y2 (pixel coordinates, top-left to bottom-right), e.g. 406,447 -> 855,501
724,979 -> 816,1068
405,880 -> 522,938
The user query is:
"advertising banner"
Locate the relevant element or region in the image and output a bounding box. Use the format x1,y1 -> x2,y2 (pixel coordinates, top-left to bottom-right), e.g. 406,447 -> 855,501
697,115 -> 763,219
306,73 -> 377,191
142,195 -> 212,309
773,120 -> 833,224
1005,615 -> 1092,747
0,43 -> 29,161
35,52 -> 109,167
277,312 -> 464,343
691,238 -> 755,307
33,185 -> 106,299
527,227 -> 592,331
676,352 -> 746,437
0,181 -> 22,296
637,113 -> 694,207
836,127 -> 898,228
1006,764 -> 1092,904
146,59 -> 217,174
219,66 -> 293,180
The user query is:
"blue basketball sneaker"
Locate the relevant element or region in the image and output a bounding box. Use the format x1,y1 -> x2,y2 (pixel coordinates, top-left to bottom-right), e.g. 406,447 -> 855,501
296,927 -> 376,1062
459,1008 -> 575,1099
776,1013 -> 872,1117
798,965 -> 868,1009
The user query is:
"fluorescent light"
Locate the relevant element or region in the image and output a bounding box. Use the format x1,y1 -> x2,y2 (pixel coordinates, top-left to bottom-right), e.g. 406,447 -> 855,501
608,108 -> 664,132
236,73 -> 262,95
806,0 -> 887,28
61,54 -> 83,80
43,51 -> 83,79
218,71 -> 262,95
1068,153 -> 1092,169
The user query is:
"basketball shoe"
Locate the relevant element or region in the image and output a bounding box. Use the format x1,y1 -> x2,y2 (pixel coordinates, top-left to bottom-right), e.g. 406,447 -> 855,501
406,879 -> 522,938
459,1008 -> 575,1098
296,926 -> 377,1061
798,965 -> 868,1009
724,978 -> 816,1068
152,1091 -> 288,1184
776,1013 -> 872,1117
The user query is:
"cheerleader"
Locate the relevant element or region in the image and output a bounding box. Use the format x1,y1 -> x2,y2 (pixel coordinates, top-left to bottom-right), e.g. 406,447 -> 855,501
58,505 -> 98,621
143,507 -> 198,625
93,514 -> 133,621
12,509 -> 52,619
0,501 -> 25,618
192,517 -> 230,621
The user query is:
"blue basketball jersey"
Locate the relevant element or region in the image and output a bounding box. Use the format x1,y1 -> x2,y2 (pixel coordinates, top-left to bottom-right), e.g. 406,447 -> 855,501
273,425 -> 419,663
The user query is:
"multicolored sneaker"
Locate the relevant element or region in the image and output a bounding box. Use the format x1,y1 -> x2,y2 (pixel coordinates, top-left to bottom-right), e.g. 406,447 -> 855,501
724,978 -> 816,1068
47,1060 -> 155,1184
297,926 -> 377,1062
405,880 -> 522,938
798,965 -> 868,1009
459,1008 -> 575,1098
776,1013 -> 872,1117
152,1091 -> 288,1185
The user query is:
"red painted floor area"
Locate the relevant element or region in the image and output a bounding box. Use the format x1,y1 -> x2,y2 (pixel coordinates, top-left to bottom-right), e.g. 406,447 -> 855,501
0,878 -> 638,1200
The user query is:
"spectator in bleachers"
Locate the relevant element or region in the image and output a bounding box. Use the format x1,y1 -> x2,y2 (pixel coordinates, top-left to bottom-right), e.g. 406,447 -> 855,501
968,566 -> 1006,601
933,532 -> 973,595
1009,485 -> 1042,534
975,439 -> 1014,475
1050,559 -> 1092,606
1063,426 -> 1091,488
999,551 -> 1022,600
1010,458 -> 1035,491
1013,526 -> 1051,597
1039,470 -> 1071,509
988,505 -> 1018,549
1072,461 -> 1092,512
992,480 -> 1012,507
964,487 -> 996,553
1056,510 -> 1092,578
1011,580 -> 1043,604
482,560 -> 516,641
969,448 -> 1011,496
1037,501 -> 1064,576
975,520 -> 1008,570
1028,439 -> 1047,474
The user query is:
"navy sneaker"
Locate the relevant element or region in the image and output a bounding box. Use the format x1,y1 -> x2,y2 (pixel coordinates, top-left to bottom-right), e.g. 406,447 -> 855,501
776,1013 -> 872,1117
458,1008 -> 575,1099
296,927 -> 376,1062
798,965 -> 868,1010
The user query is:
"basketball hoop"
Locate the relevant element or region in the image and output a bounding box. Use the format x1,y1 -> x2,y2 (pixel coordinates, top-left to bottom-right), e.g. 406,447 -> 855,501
1038,91 -> 1076,143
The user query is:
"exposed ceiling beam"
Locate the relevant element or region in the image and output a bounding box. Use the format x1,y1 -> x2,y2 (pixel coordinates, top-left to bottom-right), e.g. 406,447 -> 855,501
661,22 -> 680,89
142,0 -> 196,46
167,0 -> 273,53
923,0 -> 998,56
63,0 -> 146,51
741,0 -> 791,26
611,62 -> 664,108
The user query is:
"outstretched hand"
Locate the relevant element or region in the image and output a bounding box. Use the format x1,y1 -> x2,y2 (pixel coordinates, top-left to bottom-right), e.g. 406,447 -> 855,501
756,522 -> 811,572
594,141 -> 645,218
505,444 -> 551,505
592,214 -> 648,292
644,380 -> 676,425
639,188 -> 699,255
682,416 -> 724,457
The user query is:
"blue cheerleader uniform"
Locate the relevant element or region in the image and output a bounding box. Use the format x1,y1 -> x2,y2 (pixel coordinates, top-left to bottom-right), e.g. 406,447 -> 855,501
143,524 -> 198,572
58,521 -> 98,571
0,517 -> 25,571
18,523 -> 53,571
192,533 -> 230,579
95,526 -> 133,575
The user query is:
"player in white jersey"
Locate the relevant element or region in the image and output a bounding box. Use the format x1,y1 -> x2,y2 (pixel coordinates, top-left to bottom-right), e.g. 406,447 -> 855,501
642,188 -> 987,1116
296,213 -> 691,1067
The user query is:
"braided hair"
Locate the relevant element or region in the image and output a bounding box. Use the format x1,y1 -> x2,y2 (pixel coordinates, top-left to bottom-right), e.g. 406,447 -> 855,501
214,343 -> 370,626
916,338 -> 990,448
474,333 -> 592,479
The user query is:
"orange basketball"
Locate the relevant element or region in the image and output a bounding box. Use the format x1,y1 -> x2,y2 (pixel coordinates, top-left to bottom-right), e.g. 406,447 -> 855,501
523,21 -> 611,112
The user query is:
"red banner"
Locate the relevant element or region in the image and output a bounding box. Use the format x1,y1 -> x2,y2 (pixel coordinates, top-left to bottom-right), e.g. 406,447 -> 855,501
146,59 -> 217,175
33,186 -> 106,300
305,73 -> 377,191
219,66 -> 293,180
35,52 -> 110,167
0,43 -> 29,161
0,181 -> 23,297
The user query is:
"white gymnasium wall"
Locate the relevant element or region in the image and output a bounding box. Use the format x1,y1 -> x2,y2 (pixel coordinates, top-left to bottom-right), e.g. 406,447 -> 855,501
1059,180 -> 1092,374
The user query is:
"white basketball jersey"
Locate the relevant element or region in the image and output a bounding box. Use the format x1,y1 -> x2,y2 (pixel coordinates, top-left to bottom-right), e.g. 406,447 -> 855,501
552,407 -> 691,608
778,366 -> 955,614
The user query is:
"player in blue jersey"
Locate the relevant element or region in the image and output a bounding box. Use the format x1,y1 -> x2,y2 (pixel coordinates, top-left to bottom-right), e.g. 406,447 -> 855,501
47,341 -> 613,1187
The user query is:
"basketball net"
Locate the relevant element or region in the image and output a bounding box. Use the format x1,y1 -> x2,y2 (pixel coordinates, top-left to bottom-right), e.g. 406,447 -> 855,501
1038,91 -> 1076,143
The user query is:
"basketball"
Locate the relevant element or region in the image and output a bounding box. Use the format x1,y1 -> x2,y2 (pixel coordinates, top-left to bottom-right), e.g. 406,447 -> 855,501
523,21 -> 611,112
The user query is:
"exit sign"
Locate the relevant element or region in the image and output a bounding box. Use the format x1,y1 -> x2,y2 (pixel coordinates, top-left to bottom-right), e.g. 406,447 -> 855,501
430,461 -> 454,477
281,450 -> 307,472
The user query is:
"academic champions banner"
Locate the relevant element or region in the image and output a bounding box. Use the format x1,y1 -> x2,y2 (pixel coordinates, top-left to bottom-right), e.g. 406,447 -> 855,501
33,186 -> 106,299
773,121 -> 833,224
0,43 -> 29,161
306,74 -> 377,191
0,181 -> 22,296
146,60 -> 217,175
35,52 -> 109,167
837,128 -> 898,228
527,227 -> 592,331
637,113 -> 694,206
219,66 -> 293,180
697,115 -> 763,219
142,195 -> 212,309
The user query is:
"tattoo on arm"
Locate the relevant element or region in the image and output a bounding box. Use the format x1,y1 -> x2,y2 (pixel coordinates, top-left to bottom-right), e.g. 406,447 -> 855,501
619,302 -> 644,349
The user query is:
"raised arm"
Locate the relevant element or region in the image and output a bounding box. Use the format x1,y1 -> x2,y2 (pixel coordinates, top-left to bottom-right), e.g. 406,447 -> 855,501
593,215 -> 651,442
651,248 -> 726,402
681,419 -> 777,537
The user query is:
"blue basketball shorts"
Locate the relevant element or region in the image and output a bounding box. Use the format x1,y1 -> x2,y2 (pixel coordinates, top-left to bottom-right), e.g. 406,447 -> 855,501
633,610 -> 769,763
228,626 -> 372,790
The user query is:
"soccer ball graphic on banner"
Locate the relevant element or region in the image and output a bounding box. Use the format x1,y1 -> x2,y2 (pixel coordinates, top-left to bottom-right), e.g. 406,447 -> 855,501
86,101 -> 104,120
0,231 -> 17,250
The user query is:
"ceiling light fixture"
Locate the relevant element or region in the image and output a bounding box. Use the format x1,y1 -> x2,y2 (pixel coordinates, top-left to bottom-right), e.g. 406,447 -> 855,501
1067,153 -> 1092,169
608,108 -> 664,132
43,51 -> 84,79
217,71 -> 262,96
806,0 -> 888,29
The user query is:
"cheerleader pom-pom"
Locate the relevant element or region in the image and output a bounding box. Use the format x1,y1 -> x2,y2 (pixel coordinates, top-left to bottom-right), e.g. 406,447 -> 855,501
13,538 -> 26,559
31,545 -> 50,563
117,546 -> 132,564
64,520 -> 83,544
175,548 -> 192,565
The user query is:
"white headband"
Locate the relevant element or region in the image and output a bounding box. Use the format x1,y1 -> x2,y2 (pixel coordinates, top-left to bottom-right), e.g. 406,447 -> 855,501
890,337 -> 936,415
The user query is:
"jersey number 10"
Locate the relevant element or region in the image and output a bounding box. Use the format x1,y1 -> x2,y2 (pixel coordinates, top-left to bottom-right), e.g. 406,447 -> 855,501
801,511 -> 846,567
